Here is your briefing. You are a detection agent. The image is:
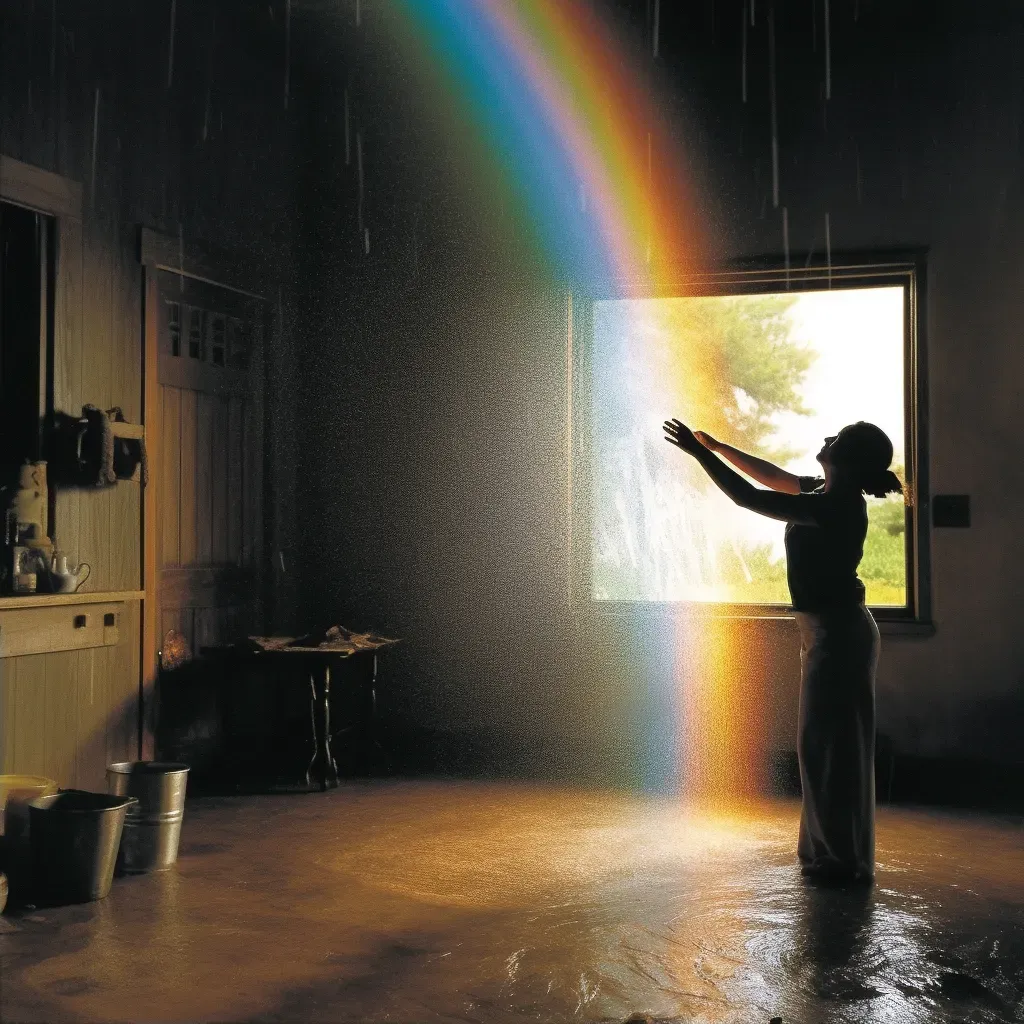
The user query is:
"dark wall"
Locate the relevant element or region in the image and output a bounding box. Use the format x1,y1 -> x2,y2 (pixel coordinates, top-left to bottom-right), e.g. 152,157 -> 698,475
293,1 -> 1024,782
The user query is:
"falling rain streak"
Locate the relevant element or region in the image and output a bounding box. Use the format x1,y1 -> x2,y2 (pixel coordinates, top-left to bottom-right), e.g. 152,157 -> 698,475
411,212 -> 419,282
652,0 -> 660,58
178,222 -> 185,293
357,131 -> 365,245
284,0 -> 291,109
825,212 -> 832,288
344,89 -> 351,165
90,86 -> 100,207
741,2 -> 747,102
782,206 -> 790,288
167,0 -> 176,88
769,3 -> 778,207
203,11 -> 217,142
824,0 -> 831,99
49,0 -> 56,80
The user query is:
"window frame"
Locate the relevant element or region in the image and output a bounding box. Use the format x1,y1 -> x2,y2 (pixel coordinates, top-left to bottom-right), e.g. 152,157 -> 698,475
568,248 -> 933,635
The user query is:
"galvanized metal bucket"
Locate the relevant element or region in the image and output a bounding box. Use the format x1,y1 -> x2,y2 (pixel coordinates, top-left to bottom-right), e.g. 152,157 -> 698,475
106,762 -> 189,873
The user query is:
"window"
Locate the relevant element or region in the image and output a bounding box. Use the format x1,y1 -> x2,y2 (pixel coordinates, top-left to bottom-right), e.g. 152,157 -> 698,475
166,300 -> 182,357
574,254 -> 929,624
0,200 -> 53,478
208,313 -> 226,367
187,307 -> 204,361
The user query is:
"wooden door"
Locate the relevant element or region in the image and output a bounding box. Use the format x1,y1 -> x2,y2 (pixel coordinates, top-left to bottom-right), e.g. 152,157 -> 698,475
153,269 -> 266,655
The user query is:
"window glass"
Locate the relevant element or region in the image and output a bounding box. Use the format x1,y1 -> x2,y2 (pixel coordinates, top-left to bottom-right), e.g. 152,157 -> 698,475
591,286 -> 907,606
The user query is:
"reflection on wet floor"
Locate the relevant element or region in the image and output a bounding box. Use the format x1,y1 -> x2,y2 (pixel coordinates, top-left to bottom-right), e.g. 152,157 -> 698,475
4,781 -> 1024,1022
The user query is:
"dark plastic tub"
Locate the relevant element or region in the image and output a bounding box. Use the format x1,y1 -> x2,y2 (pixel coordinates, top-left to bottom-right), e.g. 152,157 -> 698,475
29,790 -> 138,905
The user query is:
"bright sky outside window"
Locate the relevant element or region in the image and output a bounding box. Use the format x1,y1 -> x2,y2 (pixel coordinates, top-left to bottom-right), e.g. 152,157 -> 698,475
591,286 -> 907,606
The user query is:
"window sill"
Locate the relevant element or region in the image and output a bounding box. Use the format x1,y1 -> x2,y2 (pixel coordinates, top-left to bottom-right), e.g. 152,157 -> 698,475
587,602 -> 935,635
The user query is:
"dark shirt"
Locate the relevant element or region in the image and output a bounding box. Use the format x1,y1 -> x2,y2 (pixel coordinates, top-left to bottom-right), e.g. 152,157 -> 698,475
784,476 -> 868,612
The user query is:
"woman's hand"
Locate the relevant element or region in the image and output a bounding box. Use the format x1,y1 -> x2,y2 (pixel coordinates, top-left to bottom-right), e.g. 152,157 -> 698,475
693,431 -> 720,452
662,418 -> 704,455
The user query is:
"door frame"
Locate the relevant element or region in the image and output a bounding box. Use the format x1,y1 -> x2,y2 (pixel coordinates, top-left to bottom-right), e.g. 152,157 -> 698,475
139,227 -> 274,758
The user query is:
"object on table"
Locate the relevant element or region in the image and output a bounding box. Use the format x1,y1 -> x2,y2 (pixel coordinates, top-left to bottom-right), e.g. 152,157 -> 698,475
247,624 -> 400,654
29,790 -> 138,905
245,626 -> 400,791
107,762 -> 190,874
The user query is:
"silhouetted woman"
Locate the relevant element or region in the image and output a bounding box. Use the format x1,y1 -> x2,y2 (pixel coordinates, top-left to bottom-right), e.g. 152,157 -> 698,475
662,418 -> 906,884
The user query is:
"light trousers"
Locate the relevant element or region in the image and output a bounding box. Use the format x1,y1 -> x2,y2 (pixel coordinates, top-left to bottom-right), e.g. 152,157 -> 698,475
794,603 -> 880,878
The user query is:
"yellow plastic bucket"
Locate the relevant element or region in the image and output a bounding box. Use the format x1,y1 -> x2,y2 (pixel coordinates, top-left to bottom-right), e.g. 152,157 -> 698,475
1,775 -> 59,838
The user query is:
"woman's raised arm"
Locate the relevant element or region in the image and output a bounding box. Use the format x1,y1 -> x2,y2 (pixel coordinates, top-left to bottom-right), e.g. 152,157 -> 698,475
694,432 -> 803,494
665,420 -> 824,526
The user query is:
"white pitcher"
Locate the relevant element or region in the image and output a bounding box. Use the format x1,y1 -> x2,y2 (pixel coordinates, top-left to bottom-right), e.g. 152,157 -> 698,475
48,552 -> 91,594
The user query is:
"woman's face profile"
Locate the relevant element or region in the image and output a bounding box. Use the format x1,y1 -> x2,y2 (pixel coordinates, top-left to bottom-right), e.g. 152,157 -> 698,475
817,434 -> 839,465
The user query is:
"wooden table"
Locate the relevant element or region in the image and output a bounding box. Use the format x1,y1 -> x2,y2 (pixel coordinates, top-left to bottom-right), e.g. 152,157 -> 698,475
210,629 -> 399,791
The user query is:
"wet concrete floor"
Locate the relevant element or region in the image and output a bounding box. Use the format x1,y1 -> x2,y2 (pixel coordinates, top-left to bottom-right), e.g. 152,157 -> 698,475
3,780 -> 1024,1023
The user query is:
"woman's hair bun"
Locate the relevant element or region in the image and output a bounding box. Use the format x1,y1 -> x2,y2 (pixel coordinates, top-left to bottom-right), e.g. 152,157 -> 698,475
863,468 -> 911,505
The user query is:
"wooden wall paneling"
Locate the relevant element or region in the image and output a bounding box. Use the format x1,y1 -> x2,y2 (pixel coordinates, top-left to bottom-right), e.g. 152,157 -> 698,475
43,650 -> 81,787
179,388 -> 198,565
161,386 -> 182,566
127,600 -> 142,762
193,607 -> 216,652
141,269 -> 160,760
98,643 -> 121,780
0,659 -> 17,772
181,605 -> 196,656
52,212 -> 83,569
76,647 -> 109,789
251,320 -> 266,628
211,397 -> 228,563
108,217 -> 142,592
106,607 -> 140,777
196,392 -> 214,564
227,397 -> 243,564
224,605 -> 242,643
13,655 -> 47,777
76,213 -> 114,589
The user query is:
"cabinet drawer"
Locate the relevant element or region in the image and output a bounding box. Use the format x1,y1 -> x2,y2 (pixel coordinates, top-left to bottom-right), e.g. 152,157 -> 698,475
0,604 -> 121,658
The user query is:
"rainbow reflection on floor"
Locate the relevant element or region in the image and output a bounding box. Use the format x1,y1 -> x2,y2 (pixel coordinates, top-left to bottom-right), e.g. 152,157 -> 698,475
6,780 -> 1024,1023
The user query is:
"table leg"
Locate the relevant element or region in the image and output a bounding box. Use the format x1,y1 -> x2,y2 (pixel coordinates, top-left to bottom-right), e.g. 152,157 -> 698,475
365,652 -> 393,774
306,663 -> 339,791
